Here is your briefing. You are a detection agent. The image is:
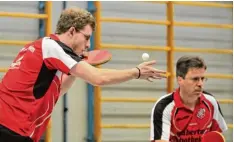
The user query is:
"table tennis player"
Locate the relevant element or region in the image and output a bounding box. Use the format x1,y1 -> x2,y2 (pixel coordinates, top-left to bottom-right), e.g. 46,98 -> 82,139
0,7 -> 166,142
150,56 -> 228,142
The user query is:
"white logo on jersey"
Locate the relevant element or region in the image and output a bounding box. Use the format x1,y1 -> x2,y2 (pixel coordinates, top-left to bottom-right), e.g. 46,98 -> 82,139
20,46 -> 35,53
9,45 -> 35,70
197,108 -> 205,119
28,46 -> 35,53
9,55 -> 24,69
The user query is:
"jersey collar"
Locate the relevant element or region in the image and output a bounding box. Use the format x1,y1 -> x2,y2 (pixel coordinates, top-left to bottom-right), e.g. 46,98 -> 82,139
174,88 -> 205,109
48,34 -> 81,63
49,34 -> 60,41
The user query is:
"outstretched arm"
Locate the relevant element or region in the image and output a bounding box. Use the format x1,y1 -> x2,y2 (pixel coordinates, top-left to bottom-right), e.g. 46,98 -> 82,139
70,60 -> 166,86
60,66 -> 138,95
42,38 -> 166,92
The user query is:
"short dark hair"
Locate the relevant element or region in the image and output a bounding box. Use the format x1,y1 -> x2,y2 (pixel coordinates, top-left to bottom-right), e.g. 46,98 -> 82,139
176,56 -> 207,78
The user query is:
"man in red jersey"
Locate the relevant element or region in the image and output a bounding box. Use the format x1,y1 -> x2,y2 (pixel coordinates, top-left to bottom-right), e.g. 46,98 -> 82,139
0,7 -> 166,142
150,56 -> 228,142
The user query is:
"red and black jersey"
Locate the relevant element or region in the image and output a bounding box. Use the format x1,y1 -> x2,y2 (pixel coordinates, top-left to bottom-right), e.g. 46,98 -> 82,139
0,34 -> 80,142
150,88 -> 228,142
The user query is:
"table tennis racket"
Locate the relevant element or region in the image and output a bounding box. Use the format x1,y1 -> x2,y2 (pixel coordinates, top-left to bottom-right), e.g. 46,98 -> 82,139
80,49 -> 112,66
201,131 -> 225,142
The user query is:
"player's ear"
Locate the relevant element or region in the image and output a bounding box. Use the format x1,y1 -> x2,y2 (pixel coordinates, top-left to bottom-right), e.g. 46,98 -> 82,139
68,27 -> 76,37
177,76 -> 183,85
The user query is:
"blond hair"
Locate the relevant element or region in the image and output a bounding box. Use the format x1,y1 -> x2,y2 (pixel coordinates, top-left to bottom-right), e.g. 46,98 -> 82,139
55,7 -> 95,34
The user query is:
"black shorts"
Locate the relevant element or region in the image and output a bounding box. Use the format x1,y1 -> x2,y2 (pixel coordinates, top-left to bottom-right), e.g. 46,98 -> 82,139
0,125 -> 33,142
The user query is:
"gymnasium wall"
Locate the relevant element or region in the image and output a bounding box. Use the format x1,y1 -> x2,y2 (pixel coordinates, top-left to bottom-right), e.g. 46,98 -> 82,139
0,1 -> 232,142
100,1 -> 233,142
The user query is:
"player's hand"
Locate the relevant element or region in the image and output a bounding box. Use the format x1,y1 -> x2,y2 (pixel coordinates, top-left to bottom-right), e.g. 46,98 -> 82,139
136,60 -> 167,81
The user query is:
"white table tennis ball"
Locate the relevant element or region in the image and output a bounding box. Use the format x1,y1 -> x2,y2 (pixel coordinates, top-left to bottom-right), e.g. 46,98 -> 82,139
142,53 -> 149,61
